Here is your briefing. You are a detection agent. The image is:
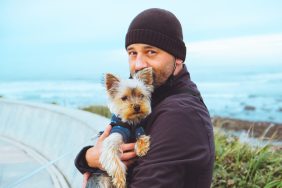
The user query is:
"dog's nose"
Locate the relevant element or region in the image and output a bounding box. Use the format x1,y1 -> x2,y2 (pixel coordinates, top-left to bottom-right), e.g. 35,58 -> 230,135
134,105 -> 140,112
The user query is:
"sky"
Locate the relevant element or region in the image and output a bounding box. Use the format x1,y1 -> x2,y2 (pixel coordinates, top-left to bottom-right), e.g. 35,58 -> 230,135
0,0 -> 282,81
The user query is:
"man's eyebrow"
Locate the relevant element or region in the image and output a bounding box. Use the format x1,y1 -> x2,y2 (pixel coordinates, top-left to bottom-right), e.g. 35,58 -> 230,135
143,45 -> 156,49
127,47 -> 134,51
127,45 -> 157,51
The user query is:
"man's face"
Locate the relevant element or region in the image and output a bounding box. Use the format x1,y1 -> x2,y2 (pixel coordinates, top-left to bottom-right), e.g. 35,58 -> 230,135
127,43 -> 175,87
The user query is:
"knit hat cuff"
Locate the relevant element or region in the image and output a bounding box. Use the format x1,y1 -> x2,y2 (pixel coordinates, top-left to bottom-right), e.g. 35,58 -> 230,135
125,29 -> 186,61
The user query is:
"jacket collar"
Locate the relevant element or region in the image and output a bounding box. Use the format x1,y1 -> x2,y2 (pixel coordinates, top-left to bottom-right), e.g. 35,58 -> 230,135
151,64 -> 199,108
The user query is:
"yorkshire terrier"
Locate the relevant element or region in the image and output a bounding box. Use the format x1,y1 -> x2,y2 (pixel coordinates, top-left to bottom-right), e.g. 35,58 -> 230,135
86,67 -> 154,188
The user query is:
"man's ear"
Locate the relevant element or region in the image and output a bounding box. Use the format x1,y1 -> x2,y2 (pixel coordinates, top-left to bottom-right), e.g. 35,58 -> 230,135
105,73 -> 120,97
175,58 -> 183,65
134,67 -> 153,86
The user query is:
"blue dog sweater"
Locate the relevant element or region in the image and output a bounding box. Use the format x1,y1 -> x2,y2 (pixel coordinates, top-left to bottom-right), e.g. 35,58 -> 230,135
109,115 -> 146,143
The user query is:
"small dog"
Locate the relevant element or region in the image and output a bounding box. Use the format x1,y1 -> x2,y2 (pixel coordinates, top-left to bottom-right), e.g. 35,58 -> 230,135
86,68 -> 154,188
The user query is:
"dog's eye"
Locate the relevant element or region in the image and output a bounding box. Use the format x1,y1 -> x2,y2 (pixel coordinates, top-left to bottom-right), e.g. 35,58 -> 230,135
140,94 -> 144,99
121,96 -> 128,101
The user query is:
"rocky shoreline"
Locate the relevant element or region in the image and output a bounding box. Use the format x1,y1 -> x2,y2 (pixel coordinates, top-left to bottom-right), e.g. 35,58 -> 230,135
212,116 -> 282,141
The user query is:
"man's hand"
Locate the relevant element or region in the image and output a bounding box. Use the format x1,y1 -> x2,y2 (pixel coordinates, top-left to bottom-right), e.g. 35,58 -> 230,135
85,124 -> 137,169
120,142 -> 137,167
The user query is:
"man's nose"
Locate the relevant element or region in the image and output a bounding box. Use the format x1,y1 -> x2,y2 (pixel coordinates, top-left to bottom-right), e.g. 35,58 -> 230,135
135,55 -> 147,71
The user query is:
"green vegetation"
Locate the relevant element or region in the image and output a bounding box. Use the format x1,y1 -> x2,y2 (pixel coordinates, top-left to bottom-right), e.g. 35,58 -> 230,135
82,105 -> 282,187
81,105 -> 111,118
213,129 -> 282,188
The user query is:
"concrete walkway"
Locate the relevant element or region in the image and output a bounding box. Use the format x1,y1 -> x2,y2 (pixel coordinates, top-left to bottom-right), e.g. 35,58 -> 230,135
0,137 -> 54,188
0,99 -> 110,188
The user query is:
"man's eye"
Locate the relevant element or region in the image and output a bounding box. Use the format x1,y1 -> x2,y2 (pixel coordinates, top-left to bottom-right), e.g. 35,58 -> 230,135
128,51 -> 137,56
121,96 -> 128,101
148,50 -> 156,55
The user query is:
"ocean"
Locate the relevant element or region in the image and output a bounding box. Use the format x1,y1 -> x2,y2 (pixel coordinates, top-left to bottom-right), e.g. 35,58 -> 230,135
0,65 -> 282,123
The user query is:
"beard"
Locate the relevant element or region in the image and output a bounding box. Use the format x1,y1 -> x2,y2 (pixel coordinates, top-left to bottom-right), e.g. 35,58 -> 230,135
151,62 -> 175,88
130,59 -> 176,88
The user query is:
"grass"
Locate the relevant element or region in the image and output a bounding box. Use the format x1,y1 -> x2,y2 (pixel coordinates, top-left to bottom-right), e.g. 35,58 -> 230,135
81,105 -> 111,118
213,129 -> 282,188
82,105 -> 282,187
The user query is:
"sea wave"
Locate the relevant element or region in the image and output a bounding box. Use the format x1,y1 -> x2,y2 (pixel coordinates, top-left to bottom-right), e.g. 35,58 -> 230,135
0,79 -> 282,123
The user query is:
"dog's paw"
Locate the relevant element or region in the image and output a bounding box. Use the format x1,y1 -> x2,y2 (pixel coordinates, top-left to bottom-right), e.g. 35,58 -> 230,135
135,135 -> 150,157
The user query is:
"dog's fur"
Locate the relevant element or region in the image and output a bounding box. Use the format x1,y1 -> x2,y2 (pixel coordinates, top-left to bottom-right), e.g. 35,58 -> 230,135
86,68 -> 154,188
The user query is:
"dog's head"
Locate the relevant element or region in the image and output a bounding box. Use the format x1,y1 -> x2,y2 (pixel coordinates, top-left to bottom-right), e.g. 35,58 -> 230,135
105,68 -> 154,124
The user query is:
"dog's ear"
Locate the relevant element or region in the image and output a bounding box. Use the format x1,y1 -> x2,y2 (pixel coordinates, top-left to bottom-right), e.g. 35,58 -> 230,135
105,73 -> 120,97
134,67 -> 153,86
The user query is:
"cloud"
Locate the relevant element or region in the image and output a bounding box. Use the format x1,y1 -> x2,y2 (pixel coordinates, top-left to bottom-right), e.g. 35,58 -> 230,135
188,34 -> 282,65
1,1 -> 282,80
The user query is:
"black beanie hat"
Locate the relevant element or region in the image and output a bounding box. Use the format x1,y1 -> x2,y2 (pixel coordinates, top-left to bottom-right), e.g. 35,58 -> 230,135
125,8 -> 186,61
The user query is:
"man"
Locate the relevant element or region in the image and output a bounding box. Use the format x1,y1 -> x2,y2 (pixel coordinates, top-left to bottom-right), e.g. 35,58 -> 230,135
75,8 -> 215,188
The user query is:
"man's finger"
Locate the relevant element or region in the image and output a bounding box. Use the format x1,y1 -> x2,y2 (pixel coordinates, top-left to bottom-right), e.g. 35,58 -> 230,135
120,151 -> 137,161
120,143 -> 136,152
98,124 -> 112,141
82,172 -> 91,188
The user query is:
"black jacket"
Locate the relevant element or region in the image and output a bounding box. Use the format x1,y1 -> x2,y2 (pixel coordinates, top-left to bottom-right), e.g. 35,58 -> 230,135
75,65 -> 215,188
